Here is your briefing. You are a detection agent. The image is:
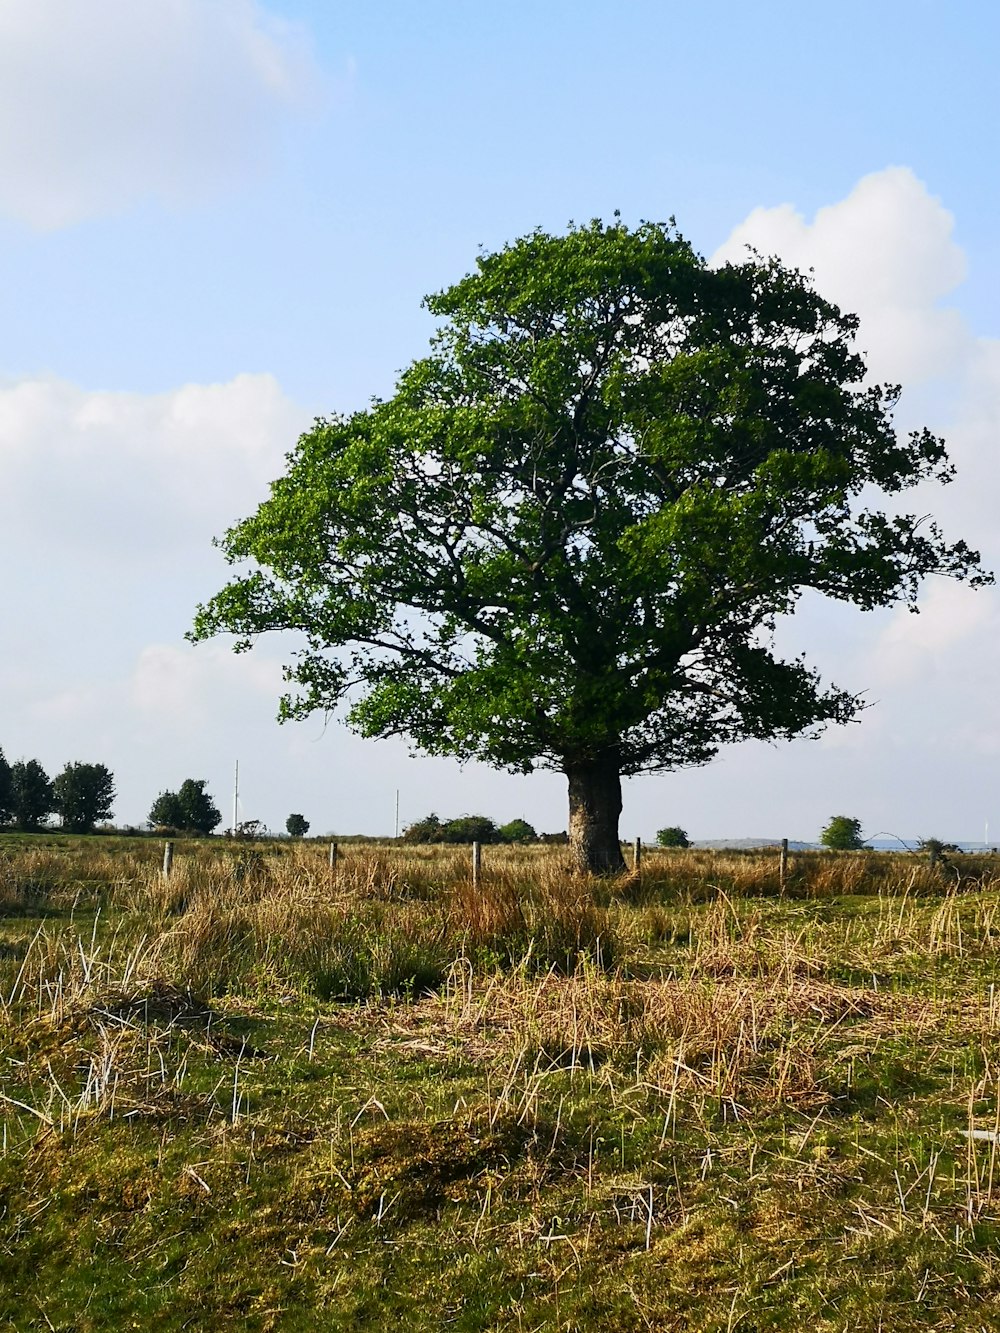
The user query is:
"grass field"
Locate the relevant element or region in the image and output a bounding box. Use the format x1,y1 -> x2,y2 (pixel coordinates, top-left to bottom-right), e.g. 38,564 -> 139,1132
3,835 -> 1000,1330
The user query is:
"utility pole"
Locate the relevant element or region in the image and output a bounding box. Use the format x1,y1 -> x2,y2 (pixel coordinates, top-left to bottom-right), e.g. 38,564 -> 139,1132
233,760 -> 239,837
394,788 -> 400,840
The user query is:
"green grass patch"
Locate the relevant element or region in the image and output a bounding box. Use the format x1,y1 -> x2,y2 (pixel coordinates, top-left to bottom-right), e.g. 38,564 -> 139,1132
3,839 -> 1000,1328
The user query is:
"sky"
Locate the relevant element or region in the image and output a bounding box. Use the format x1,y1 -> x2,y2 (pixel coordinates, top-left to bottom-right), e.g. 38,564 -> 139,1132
3,0 -> 1000,844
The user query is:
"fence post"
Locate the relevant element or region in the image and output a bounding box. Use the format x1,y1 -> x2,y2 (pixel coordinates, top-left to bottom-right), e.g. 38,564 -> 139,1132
472,841 -> 481,890
329,842 -> 338,875
633,837 -> 642,874
162,841 -> 174,879
779,838 -> 788,894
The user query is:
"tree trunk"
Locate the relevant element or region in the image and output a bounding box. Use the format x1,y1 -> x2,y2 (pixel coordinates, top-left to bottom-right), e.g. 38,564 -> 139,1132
566,760 -> 626,875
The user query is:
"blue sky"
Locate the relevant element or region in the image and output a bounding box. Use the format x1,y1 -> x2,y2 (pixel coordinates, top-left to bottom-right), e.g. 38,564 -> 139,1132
3,0 -> 1000,842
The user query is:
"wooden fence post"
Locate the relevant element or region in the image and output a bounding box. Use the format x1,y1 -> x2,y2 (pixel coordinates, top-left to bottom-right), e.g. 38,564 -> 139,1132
633,838 -> 642,874
162,841 -> 174,879
472,841 -> 481,890
779,838 -> 789,894
329,842 -> 338,875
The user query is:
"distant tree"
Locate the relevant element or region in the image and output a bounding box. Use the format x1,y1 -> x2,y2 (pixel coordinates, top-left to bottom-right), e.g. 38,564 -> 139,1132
820,815 -> 865,851
176,779 -> 222,835
10,760 -> 55,831
918,837 -> 959,868
286,813 -> 310,837
149,790 -> 185,830
441,815 -> 500,844
234,820 -> 267,840
402,813 -> 444,843
656,826 -> 690,848
53,762 -> 116,833
498,818 -> 537,844
149,780 -> 222,835
0,747 -> 11,824
401,812 -> 503,844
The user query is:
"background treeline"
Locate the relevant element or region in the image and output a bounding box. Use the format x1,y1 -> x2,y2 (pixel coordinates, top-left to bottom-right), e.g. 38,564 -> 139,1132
402,813 -> 565,845
0,749 -> 115,833
0,749 -> 229,839
0,757 -> 597,846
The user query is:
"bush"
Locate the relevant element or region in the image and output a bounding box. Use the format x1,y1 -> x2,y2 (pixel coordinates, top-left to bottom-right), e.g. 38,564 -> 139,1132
402,813 -> 447,843
498,818 -> 537,844
919,837 -> 959,867
404,813 -> 501,844
441,815 -> 500,844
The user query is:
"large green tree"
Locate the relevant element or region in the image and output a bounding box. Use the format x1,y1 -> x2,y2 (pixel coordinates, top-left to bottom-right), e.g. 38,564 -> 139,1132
53,762 -> 116,833
10,760 -> 55,832
192,219 -> 988,873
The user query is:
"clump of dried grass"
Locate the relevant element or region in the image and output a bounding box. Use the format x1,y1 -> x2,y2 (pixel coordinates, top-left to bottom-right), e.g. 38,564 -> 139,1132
437,955 -> 893,1117
121,846 -> 615,1001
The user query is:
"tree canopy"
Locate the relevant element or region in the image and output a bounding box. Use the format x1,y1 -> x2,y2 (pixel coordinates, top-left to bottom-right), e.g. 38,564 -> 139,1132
402,813 -> 501,845
149,790 -> 183,830
656,826 -> 691,848
0,748 -> 11,825
11,760 -> 55,832
53,762 -> 116,834
820,815 -> 866,851
149,779 -> 222,836
192,217 -> 989,873
498,818 -> 538,844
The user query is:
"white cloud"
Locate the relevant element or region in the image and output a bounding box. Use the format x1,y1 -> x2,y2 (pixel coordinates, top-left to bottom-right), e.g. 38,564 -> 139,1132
711,166 -> 970,386
30,683 -> 108,726
0,369 -> 308,818
131,642 -> 284,726
0,371 -> 308,564
704,169 -> 1000,829
4,169 -> 1000,840
873,583 -> 998,686
0,0 -> 322,228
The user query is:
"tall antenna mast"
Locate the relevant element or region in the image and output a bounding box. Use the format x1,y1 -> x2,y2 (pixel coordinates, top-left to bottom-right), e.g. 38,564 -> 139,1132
233,760 -> 239,836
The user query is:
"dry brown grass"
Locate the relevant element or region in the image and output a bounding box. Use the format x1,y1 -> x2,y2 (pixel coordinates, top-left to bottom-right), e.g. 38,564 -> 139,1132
7,836 -> 1000,1328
